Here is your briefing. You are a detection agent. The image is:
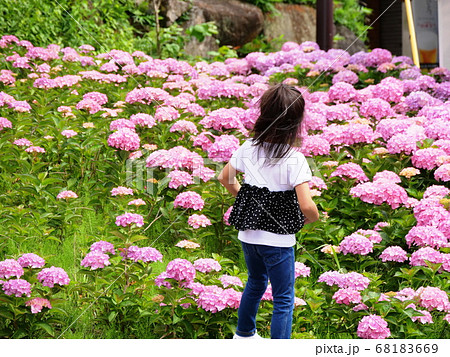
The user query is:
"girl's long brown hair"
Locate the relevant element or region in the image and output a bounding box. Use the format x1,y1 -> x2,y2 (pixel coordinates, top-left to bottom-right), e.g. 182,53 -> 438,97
251,83 -> 305,161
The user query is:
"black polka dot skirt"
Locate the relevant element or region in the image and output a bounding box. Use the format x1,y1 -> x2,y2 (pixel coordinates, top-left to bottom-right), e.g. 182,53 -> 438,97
228,183 -> 305,235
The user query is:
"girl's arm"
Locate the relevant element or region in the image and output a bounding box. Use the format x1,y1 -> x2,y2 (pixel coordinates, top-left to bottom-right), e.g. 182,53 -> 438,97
295,182 -> 320,224
218,163 -> 241,197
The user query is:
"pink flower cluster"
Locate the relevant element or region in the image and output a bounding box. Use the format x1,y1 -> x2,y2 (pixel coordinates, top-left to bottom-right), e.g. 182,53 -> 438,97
357,315 -> 391,339
193,258 -> 221,273
81,251 -> 111,270
379,246 -> 408,263
90,241 -> 115,255
318,271 -> 370,291
165,258 -> 196,282
56,190 -> 78,200
350,179 -> 409,209
194,284 -> 242,313
405,225 -> 447,249
332,288 -> 362,305
37,266 -> 70,288
2,278 -> 31,297
173,191 -> 205,210
111,186 -> 134,196
115,213 -> 144,227
124,245 -> 163,263
17,253 -> 45,269
107,128 -> 140,151
168,170 -> 194,189
330,162 -> 369,182
207,134 -> 240,162
295,262 -> 311,278
26,297 -> 52,314
219,275 -> 243,288
187,214 -> 211,228
339,233 -> 374,256
0,259 -> 24,279
416,287 -> 449,312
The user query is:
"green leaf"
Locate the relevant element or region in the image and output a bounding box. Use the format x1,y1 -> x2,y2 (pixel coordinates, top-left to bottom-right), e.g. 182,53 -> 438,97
35,322 -> 55,337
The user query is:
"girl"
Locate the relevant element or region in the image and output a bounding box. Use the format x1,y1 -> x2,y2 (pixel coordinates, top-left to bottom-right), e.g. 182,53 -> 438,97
218,83 -> 319,339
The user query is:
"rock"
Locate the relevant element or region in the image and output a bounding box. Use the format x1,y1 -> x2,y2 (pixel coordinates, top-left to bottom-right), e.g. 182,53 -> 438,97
263,4 -> 316,50
182,6 -> 219,58
191,0 -> 264,47
160,0 -> 191,26
333,24 -> 367,54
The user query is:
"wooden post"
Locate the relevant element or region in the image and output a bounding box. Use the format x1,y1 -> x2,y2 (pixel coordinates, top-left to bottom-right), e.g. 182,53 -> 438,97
316,0 -> 334,51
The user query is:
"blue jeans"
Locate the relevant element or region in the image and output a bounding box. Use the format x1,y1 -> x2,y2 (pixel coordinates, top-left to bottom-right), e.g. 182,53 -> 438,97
236,242 -> 295,339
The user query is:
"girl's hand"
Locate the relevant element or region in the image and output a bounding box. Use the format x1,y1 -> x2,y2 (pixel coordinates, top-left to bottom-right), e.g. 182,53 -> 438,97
295,182 -> 319,224
218,162 -> 241,197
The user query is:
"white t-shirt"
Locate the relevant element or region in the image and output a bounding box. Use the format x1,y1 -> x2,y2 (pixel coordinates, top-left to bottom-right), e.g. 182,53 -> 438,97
229,139 -> 312,247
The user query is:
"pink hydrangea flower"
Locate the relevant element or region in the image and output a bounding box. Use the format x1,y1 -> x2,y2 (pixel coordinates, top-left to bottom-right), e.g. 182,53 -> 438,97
61,129 -> 77,138
26,297 -> 52,313
124,246 -> 163,263
374,222 -> 390,231
187,214 -> 212,229
90,241 -> 115,255
207,134 -> 240,162
357,315 -> 391,339
170,120 -> 198,134
173,191 -> 204,210
373,170 -> 401,184
107,128 -> 140,151
410,247 -> 443,267
115,213 -> 144,227
412,148 -> 447,171
379,246 -> 408,263
13,138 -> 33,147
330,162 -> 369,183
2,278 -> 31,297
81,251 -> 111,270
192,166 -> 216,182
0,117 -> 12,130
223,206 -> 232,225
407,304 -> 433,324
405,226 -> 447,249
355,229 -> 383,243
165,258 -> 196,282
56,190 -> 78,200
318,271 -> 370,291
328,82 -> 358,102
359,98 -> 394,120
129,113 -> 156,128
193,258 -> 221,273
350,180 -> 409,209
196,286 -> 228,313
110,119 -> 135,131
111,186 -> 133,196
175,240 -> 200,249
435,164 -> 450,182
295,262 -> 311,278
219,275 -> 244,288
83,91 -> 108,105
417,286 -> 449,311
423,185 -> 450,199
37,266 -> 70,288
17,253 -> 45,268
128,199 -> 146,206
168,170 -> 194,189
0,259 -> 24,279
333,288 -> 362,305
340,233 -> 374,255
25,146 -> 45,153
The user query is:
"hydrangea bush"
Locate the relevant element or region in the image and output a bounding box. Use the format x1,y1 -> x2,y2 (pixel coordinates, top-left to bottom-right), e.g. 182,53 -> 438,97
1,35 -> 450,338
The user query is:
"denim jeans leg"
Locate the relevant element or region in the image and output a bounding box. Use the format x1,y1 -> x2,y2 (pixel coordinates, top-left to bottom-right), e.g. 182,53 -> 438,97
263,246 -> 295,339
236,242 -> 268,337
